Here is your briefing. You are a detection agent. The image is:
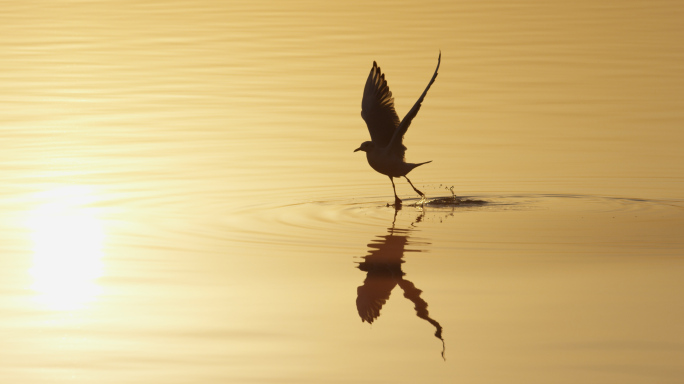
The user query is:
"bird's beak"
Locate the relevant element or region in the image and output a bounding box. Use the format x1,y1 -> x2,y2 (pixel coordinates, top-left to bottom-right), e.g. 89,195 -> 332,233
354,147 -> 361,152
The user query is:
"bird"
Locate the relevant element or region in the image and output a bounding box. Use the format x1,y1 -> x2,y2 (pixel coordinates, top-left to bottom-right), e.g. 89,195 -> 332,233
354,52 -> 441,207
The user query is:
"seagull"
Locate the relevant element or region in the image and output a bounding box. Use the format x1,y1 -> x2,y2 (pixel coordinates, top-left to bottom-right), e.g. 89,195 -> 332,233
354,52 -> 441,206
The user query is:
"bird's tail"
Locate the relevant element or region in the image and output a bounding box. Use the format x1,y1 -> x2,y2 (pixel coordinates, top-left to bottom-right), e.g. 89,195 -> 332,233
408,160 -> 432,172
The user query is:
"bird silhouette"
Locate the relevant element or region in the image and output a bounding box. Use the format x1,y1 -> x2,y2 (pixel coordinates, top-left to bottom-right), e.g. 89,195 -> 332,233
354,52 -> 441,206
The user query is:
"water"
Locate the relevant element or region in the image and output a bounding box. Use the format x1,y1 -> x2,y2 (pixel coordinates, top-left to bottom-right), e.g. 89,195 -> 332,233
1,1 -> 683,382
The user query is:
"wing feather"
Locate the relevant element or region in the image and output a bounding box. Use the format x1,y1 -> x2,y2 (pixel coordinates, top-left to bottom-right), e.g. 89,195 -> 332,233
387,52 -> 441,155
361,61 -> 400,148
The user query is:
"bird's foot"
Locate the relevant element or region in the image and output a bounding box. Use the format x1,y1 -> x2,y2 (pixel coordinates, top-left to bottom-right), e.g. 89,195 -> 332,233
394,196 -> 403,207
417,194 -> 427,205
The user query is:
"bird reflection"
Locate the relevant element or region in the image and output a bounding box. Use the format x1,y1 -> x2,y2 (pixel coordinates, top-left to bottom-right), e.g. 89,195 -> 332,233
356,210 -> 445,358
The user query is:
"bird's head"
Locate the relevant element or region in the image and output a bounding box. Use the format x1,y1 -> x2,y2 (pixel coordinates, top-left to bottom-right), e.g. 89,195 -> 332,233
354,141 -> 375,153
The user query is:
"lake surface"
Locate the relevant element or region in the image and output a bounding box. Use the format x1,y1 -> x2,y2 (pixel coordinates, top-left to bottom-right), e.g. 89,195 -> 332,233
1,1 -> 683,382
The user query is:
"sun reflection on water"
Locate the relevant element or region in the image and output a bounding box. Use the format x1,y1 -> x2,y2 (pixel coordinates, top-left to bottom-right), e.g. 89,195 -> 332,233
27,186 -> 104,311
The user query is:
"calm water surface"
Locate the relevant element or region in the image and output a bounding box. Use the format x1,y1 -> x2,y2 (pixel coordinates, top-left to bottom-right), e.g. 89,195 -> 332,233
1,1 -> 683,383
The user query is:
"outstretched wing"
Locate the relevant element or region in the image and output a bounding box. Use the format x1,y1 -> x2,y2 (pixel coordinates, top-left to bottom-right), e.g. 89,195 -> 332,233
387,52 -> 441,155
361,61 -> 400,148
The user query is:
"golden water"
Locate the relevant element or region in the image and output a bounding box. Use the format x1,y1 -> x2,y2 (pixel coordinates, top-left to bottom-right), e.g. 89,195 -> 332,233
1,1 -> 683,382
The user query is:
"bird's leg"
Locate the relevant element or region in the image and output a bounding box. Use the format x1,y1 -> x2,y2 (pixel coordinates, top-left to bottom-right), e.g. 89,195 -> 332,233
404,176 -> 426,204
389,176 -> 402,206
